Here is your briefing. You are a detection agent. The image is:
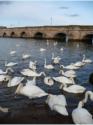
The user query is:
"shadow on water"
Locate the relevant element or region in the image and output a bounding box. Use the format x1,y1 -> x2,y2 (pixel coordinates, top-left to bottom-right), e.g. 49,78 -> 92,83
0,38 -> 93,123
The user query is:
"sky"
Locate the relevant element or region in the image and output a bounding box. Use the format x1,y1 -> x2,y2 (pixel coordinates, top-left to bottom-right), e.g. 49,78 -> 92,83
0,0 -> 93,27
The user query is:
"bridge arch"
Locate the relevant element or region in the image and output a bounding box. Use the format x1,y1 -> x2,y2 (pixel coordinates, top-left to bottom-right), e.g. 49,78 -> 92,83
20,31 -> 27,38
53,33 -> 67,41
33,32 -> 45,39
83,34 -> 93,44
3,32 -> 7,37
10,32 -> 16,37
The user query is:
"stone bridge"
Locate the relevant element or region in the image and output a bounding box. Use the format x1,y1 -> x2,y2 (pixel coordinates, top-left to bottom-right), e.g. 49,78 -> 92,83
0,25 -> 93,43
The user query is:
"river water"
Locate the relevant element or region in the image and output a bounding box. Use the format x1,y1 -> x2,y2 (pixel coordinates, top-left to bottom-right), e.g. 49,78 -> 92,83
0,38 -> 93,123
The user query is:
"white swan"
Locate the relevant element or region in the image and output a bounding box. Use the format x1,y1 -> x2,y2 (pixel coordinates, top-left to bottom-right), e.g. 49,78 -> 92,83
44,77 -> 54,86
52,53 -> 61,64
5,61 -> 18,67
73,61 -> 85,67
60,48 -> 64,51
61,84 -> 86,94
10,51 -> 16,55
29,61 -> 37,71
82,54 -> 92,63
44,58 -> 54,69
46,94 -> 68,116
40,48 -> 46,52
72,99 -> 93,124
15,83 -> 48,99
59,70 -> 76,78
16,44 -> 20,47
60,64 -> 80,70
46,40 -> 49,45
22,54 -> 31,59
53,76 -> 75,85
54,41 -> 57,46
7,76 -> 24,87
21,68 -> 46,77
0,106 -> 8,113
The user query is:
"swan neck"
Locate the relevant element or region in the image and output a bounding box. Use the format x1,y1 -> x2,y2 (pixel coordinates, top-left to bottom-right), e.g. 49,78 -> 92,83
63,84 -> 67,89
52,53 -> 54,59
39,72 -> 45,76
82,54 -> 85,61
59,70 -> 64,74
82,91 -> 90,103
6,68 -> 13,73
15,83 -> 23,94
85,91 -> 93,101
5,61 -> 7,66
44,59 -> 46,66
72,78 -> 75,84
62,70 -> 64,74
78,101 -> 84,108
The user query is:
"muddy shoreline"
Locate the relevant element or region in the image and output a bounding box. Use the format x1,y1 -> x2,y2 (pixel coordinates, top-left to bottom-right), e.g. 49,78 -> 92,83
0,104 -> 73,124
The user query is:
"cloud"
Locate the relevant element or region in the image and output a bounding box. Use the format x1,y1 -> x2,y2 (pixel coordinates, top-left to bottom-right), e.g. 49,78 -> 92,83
59,6 -> 69,10
0,1 -> 12,5
65,13 -> 79,17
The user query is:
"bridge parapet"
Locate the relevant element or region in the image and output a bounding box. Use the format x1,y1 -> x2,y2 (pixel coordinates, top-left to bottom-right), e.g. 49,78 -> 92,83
0,26 -> 93,42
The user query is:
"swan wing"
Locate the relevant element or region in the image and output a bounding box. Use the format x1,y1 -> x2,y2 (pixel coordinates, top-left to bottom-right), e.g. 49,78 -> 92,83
56,95 -> 67,106
53,76 -> 73,84
46,94 -> 67,110
21,85 -> 48,98
6,62 -> 18,67
7,77 -> 24,87
65,70 -> 76,75
53,105 -> 68,116
63,85 -> 86,94
21,69 -> 37,76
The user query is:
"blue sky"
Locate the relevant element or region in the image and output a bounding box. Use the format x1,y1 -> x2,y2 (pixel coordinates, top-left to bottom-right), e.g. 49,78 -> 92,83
0,1 -> 93,27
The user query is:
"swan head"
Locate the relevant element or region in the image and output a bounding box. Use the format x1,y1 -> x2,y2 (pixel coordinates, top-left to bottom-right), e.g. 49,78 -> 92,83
90,94 -> 93,101
86,91 -> 93,101
4,75 -> 11,82
6,67 -> 14,74
81,91 -> 93,104
78,100 -> 84,108
60,65 -> 64,69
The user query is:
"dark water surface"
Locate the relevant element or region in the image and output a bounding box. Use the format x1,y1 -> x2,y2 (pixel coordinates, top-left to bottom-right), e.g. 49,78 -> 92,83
0,38 -> 93,124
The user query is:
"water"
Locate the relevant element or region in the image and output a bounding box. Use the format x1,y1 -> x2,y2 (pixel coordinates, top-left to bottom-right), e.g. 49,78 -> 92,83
0,38 -> 93,123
